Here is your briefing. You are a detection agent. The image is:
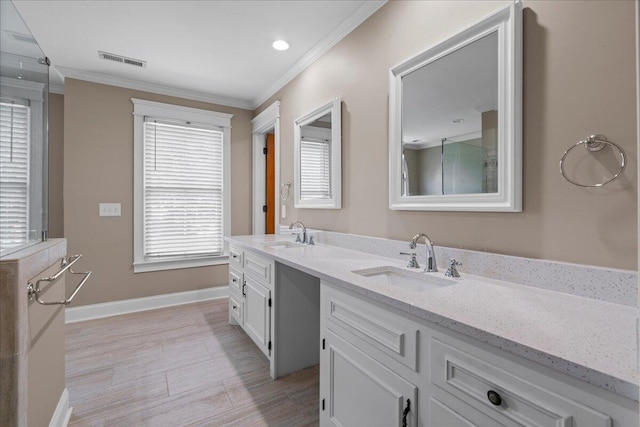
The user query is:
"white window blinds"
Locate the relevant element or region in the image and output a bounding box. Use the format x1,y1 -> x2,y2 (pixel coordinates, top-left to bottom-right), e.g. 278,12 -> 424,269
300,138 -> 331,200
0,100 -> 30,251
143,118 -> 223,258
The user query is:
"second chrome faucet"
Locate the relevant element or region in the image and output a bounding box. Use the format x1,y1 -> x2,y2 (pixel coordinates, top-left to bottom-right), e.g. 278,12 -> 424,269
289,221 -> 314,245
403,233 -> 438,272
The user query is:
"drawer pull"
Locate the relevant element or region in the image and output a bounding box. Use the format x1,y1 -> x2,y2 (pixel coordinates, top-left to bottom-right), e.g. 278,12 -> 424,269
487,390 -> 502,406
232,254 -> 238,259
232,304 -> 237,309
232,278 -> 237,283
402,398 -> 411,427
242,281 -> 247,297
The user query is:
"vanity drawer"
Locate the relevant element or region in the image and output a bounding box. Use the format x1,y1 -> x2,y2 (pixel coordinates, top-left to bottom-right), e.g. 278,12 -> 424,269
229,294 -> 243,325
229,245 -> 243,269
243,249 -> 273,287
228,268 -> 243,297
322,284 -> 419,371
430,337 -> 611,427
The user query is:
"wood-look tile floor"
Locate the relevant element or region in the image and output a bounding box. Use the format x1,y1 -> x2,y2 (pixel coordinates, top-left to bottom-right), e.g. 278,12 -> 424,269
65,299 -> 319,427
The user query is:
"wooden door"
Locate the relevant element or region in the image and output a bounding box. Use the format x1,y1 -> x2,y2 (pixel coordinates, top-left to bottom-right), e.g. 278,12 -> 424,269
266,133 -> 275,234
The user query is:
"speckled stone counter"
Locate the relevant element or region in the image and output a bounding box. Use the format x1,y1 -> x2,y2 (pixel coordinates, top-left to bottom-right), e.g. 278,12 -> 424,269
227,234 -> 638,401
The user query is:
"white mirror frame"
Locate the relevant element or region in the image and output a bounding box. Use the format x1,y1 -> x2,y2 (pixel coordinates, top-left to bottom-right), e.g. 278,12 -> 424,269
294,97 -> 342,209
389,1 -> 522,212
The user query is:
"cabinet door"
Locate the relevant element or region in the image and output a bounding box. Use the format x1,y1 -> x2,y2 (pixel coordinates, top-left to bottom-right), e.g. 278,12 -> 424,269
321,329 -> 417,427
243,276 -> 271,357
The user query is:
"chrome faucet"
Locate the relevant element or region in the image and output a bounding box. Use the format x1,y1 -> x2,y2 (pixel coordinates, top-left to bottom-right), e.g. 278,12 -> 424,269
409,233 -> 438,272
289,221 -> 311,244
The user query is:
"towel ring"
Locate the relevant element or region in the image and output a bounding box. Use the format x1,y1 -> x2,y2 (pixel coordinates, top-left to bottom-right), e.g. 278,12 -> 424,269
559,134 -> 626,188
280,182 -> 291,201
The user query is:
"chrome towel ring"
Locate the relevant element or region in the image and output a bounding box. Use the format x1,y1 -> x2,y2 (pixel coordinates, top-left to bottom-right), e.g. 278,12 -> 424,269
559,134 -> 626,188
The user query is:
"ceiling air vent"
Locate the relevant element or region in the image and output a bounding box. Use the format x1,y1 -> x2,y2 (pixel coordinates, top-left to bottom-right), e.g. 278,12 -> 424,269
6,31 -> 38,44
98,51 -> 146,68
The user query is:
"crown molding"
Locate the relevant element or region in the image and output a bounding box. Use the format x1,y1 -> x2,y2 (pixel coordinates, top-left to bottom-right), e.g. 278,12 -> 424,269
55,65 -> 254,110
49,83 -> 64,95
251,0 -> 387,109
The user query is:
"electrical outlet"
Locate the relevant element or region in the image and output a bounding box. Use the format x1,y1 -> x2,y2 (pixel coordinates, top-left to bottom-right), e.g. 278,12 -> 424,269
99,203 -> 121,217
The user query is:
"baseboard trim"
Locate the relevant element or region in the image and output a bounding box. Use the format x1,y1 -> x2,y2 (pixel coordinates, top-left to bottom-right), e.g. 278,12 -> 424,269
65,286 -> 229,323
49,388 -> 72,427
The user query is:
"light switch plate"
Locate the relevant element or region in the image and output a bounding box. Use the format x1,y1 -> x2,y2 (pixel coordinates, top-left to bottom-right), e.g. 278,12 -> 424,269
99,203 -> 121,217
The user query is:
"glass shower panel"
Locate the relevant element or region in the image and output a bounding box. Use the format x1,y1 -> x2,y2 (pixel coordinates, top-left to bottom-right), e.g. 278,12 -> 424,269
0,1 -> 49,256
442,140 -> 483,195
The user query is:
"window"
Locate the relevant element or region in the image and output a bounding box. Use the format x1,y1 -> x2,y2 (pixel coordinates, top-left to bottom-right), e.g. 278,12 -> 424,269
132,99 -> 232,273
0,99 -> 30,252
0,76 -> 46,257
300,138 -> 331,200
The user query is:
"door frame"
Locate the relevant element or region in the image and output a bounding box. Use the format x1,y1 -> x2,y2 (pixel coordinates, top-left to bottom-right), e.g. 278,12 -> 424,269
251,101 -> 280,235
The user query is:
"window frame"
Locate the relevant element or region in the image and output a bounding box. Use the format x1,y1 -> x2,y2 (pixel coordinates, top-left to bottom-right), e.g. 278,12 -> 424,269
132,98 -> 232,273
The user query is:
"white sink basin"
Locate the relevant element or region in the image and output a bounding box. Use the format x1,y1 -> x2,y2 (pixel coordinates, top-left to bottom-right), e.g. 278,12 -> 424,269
262,241 -> 303,249
352,266 -> 455,292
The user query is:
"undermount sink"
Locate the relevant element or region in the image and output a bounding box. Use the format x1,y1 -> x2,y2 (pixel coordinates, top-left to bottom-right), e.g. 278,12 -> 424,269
262,241 -> 303,249
352,266 -> 455,292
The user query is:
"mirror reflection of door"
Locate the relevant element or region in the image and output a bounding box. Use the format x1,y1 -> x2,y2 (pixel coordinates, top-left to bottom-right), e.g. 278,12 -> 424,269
265,133 -> 275,234
401,31 -> 498,196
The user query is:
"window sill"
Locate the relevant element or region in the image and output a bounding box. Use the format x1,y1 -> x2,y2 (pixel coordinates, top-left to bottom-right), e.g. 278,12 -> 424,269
133,254 -> 229,273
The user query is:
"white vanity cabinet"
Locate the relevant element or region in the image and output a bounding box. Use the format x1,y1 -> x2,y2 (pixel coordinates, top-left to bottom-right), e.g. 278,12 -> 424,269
320,281 -> 638,427
320,283 -> 421,427
243,275 -> 271,357
228,242 -> 321,379
228,244 -> 274,358
321,328 -> 417,427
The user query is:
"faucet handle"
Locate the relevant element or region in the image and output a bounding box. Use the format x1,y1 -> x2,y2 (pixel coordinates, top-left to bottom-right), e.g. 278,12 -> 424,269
400,252 -> 420,269
295,233 -> 302,243
444,258 -> 462,278
308,235 -> 315,245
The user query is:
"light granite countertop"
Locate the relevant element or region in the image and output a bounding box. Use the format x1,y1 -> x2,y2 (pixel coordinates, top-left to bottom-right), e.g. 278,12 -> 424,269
227,234 -> 638,401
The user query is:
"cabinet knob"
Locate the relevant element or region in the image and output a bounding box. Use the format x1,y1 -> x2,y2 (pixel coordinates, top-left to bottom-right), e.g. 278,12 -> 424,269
232,304 -> 237,309
487,390 -> 502,406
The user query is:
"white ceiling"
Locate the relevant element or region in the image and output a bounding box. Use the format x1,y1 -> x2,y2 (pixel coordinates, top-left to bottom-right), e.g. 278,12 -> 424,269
402,31 -> 498,148
12,0 -> 385,109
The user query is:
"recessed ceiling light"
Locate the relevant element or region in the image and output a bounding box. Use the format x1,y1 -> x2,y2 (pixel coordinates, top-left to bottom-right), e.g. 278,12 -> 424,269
453,118 -> 464,123
272,40 -> 290,51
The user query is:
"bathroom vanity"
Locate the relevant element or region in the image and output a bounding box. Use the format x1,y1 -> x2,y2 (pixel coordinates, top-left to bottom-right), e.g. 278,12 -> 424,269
228,241 -> 320,379
227,233 -> 638,427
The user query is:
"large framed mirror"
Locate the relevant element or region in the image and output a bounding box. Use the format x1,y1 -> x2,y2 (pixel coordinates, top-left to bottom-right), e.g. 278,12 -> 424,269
294,98 -> 342,209
389,1 -> 522,211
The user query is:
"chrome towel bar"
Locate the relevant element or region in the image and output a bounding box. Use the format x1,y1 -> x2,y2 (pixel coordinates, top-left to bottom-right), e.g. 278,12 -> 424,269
27,254 -> 92,305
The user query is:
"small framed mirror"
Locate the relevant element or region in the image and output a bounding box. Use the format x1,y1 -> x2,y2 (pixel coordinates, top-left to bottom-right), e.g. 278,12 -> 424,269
389,1 -> 522,211
294,98 -> 342,209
